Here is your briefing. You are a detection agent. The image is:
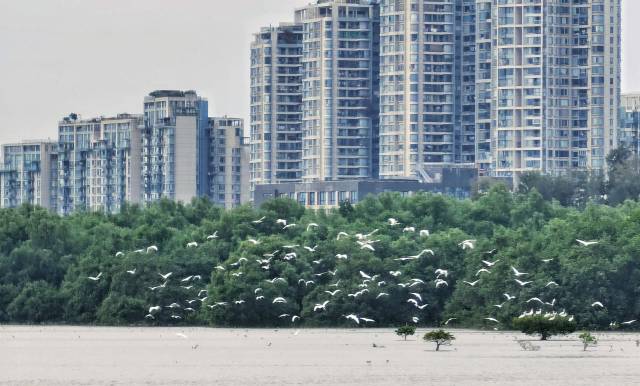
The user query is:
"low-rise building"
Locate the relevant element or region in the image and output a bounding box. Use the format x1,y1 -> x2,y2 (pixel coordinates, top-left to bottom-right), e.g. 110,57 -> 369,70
253,167 -> 477,209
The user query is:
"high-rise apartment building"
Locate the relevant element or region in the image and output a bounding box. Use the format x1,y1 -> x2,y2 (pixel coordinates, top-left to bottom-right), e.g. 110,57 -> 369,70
0,140 -> 58,210
295,0 -> 380,182
475,0 -> 492,174
208,117 -> 250,209
492,0 -> 621,180
57,113 -> 142,215
250,24 -> 304,199
141,90 -> 209,203
379,0 -> 474,179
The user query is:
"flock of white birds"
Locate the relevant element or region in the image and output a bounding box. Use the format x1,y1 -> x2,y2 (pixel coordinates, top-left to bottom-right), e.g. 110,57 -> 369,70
87,216 -> 637,328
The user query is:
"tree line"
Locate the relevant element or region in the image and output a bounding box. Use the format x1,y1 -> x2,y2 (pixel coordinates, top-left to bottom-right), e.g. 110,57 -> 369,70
0,183 -> 639,329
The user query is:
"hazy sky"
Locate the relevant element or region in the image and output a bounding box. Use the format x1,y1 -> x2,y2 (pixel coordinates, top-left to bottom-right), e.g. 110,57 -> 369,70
0,0 -> 638,144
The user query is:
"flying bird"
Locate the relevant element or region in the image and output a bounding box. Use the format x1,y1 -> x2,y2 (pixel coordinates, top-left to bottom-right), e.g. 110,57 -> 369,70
335,254 -> 348,260
314,301 -> 330,311
511,267 -> 528,277
576,239 -> 599,246
252,216 -> 266,224
206,232 -> 219,240
545,281 -> 559,287
325,290 -> 341,297
402,227 -> 415,233
419,229 -> 430,237
388,218 -> 401,226
591,301 -> 604,308
416,249 -> 435,258
482,259 -> 500,267
459,240 -> 476,250
434,279 -> 448,288
336,232 -> 349,240
376,292 -> 389,299
444,318 -> 457,325
87,273 -> 102,281
360,243 -> 375,252
484,318 -> 500,323
389,271 -> 402,277
476,268 -> 491,276
303,245 -> 318,253
265,277 -> 287,284
345,314 -> 360,324
306,223 -> 319,231
247,238 -> 261,245
504,293 -> 516,301
126,269 -> 136,275
463,280 -> 480,286
148,282 -> 167,291
148,306 -> 161,314
147,245 -> 158,253
435,269 -> 448,278
159,272 -> 173,280
407,299 -> 419,307
186,242 -> 198,248
514,279 -> 532,287
115,251 -> 124,257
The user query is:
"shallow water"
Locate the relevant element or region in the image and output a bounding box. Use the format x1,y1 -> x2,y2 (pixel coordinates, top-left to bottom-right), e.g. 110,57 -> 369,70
0,326 -> 638,385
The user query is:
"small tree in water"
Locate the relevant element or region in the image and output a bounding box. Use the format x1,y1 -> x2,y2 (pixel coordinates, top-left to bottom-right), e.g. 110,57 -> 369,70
579,332 -> 597,351
423,329 -> 455,351
395,325 -> 416,341
512,315 -> 576,341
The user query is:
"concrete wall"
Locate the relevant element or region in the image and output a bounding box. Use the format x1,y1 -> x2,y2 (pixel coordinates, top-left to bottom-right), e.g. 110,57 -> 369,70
174,115 -> 198,203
